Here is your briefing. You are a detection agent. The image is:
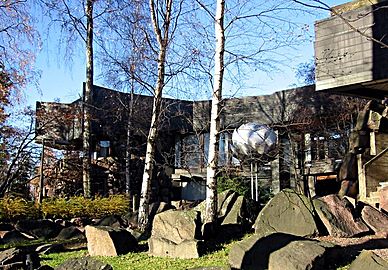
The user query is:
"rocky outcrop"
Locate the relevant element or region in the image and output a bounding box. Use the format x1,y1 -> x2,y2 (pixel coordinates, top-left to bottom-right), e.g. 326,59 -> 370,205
0,248 -> 40,270
148,209 -> 203,259
36,243 -> 65,255
348,250 -> 388,270
361,205 -> 388,237
221,196 -> 244,226
268,240 -> 336,270
55,257 -> 113,270
94,215 -> 126,228
229,232 -> 331,270
229,232 -> 281,270
55,226 -> 85,240
0,230 -> 32,244
217,190 -> 239,220
195,190 -> 260,234
85,225 -> 137,256
228,232 -> 345,270
314,195 -> 369,237
253,189 -> 319,237
149,237 -> 203,259
15,219 -> 63,239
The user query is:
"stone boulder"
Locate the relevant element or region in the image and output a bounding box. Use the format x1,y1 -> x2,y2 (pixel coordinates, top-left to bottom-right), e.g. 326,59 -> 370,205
253,189 -> 319,237
361,205 -> 388,237
149,209 -> 203,259
149,202 -> 176,217
85,225 -> 138,256
229,232 -> 341,270
268,240 -> 336,270
348,250 -> 388,270
222,196 -> 244,225
36,244 -> 64,255
55,257 -> 113,270
15,219 -> 63,239
94,215 -> 126,228
123,202 -> 175,231
70,217 -> 91,229
195,190 -> 260,232
218,190 -> 239,220
194,190 -> 238,222
314,195 -> 369,237
0,223 -> 14,231
55,226 -> 85,240
149,237 -> 203,259
0,248 -> 40,270
0,230 -> 33,244
229,232 -> 303,270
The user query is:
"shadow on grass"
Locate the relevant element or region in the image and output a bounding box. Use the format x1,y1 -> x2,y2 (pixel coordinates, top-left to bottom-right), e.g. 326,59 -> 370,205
201,224 -> 250,255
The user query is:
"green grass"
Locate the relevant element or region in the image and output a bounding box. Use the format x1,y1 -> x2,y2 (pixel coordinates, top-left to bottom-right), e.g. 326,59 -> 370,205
41,241 -> 233,270
38,236 -> 355,270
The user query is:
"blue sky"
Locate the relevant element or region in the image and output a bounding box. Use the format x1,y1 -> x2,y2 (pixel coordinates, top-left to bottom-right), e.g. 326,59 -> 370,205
26,0 -> 344,106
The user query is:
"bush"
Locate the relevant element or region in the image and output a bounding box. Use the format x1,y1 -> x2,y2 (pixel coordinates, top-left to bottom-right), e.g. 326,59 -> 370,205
217,176 -> 250,198
0,195 -> 130,221
41,195 -> 130,219
0,196 -> 40,220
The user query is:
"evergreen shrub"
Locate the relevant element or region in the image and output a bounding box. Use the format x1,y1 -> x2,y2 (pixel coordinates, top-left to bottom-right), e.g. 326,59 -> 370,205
0,196 -> 39,220
217,175 -> 273,204
0,195 -> 129,220
41,195 -> 129,219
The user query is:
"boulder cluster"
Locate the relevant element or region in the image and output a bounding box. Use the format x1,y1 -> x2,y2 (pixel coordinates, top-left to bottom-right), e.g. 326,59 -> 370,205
231,189 -> 388,269
0,189 -> 387,269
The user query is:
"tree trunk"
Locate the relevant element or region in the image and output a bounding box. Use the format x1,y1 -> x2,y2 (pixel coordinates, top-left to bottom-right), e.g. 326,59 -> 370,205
83,0 -> 94,198
205,0 -> 225,224
137,0 -> 172,231
137,50 -> 165,230
38,139 -> 45,204
125,78 -> 134,209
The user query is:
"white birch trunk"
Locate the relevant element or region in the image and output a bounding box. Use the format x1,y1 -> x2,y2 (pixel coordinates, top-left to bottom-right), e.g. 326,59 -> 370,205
205,0 -> 225,224
83,0 -> 94,198
138,0 -> 172,231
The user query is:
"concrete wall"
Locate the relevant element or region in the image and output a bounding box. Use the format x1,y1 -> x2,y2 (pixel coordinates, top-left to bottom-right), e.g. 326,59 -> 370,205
193,86 -> 315,132
315,1 -> 388,92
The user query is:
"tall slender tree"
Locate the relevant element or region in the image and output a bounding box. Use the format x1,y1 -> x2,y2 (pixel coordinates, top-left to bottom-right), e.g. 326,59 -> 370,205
205,0 -> 225,224
39,0 -> 118,197
83,0 -> 94,197
137,0 -> 174,231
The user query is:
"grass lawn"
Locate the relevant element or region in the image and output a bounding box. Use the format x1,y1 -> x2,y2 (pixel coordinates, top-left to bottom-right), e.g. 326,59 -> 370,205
41,240 -> 233,270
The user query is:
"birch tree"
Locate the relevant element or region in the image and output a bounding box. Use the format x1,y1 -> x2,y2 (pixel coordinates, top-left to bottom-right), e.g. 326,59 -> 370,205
97,0 -> 193,218
83,0 -> 94,197
96,0 -> 152,206
40,0 -> 117,197
137,0 -> 174,231
205,0 -> 225,224
189,0 -> 313,222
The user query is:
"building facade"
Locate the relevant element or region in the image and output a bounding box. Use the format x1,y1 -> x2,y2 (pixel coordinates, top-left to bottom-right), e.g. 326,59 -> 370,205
35,84 -> 362,201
